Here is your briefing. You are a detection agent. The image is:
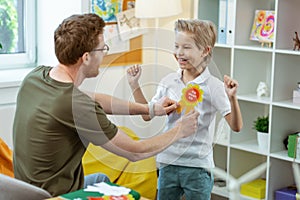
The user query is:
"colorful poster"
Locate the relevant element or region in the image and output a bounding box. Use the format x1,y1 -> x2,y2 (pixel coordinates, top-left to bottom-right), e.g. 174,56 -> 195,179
91,0 -> 123,23
249,10 -> 275,42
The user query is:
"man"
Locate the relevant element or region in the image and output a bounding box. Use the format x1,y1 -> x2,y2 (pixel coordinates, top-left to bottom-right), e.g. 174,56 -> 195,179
13,13 -> 199,196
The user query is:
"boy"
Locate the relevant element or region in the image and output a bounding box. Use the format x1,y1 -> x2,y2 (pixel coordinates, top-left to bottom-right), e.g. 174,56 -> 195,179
127,19 -> 243,199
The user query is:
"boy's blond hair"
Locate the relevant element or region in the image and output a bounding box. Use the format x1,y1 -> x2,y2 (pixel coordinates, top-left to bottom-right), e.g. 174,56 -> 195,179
175,19 -> 217,66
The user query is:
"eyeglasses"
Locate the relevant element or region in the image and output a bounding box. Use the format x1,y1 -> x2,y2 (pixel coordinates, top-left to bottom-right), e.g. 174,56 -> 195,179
91,44 -> 110,53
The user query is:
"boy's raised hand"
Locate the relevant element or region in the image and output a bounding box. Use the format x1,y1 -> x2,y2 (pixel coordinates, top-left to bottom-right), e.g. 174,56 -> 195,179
127,64 -> 142,89
224,75 -> 239,98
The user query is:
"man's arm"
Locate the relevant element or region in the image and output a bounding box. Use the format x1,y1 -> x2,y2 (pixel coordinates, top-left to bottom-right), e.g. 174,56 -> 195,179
101,110 -> 200,161
91,93 -> 147,115
88,93 -> 177,116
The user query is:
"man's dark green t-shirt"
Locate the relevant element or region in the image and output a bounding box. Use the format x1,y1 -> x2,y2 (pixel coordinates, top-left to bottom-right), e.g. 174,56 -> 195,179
13,66 -> 117,196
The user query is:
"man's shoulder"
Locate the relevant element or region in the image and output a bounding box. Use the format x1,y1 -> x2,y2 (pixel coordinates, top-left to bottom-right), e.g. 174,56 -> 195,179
26,65 -> 51,77
34,65 -> 51,72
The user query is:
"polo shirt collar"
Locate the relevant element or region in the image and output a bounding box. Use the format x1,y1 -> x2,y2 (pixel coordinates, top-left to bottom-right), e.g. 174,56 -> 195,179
176,67 -> 211,84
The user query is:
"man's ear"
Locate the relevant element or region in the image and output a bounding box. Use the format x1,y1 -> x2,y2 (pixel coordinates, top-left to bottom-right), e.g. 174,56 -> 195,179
82,52 -> 90,63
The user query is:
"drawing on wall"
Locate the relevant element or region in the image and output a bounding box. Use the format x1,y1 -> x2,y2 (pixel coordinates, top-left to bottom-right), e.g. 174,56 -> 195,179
250,10 -> 275,42
104,24 -> 130,54
90,0 -> 144,62
116,9 -> 147,41
91,0 -> 123,23
122,0 -> 135,10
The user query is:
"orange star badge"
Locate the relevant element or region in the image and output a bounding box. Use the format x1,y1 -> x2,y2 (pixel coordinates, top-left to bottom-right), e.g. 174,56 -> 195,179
176,84 -> 203,114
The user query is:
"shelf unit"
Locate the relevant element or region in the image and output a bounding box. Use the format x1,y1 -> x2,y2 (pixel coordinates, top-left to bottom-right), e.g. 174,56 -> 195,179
195,0 -> 300,199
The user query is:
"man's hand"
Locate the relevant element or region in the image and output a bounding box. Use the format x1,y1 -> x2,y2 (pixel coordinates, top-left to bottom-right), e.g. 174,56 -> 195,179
153,96 -> 179,116
175,110 -> 200,138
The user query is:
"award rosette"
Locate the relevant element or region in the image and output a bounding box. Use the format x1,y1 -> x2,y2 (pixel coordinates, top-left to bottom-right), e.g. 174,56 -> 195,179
176,84 -> 203,114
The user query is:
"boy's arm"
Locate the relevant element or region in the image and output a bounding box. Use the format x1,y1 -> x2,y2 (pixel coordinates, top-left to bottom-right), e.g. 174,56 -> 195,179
224,95 -> 243,132
127,65 -> 152,121
127,65 -> 148,104
224,75 -> 243,132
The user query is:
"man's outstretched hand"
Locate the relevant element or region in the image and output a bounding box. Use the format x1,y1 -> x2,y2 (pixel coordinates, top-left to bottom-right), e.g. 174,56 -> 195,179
154,96 -> 179,116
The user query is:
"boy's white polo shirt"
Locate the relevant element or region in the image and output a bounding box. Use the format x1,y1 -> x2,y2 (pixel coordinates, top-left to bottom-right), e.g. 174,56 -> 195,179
151,67 -> 231,168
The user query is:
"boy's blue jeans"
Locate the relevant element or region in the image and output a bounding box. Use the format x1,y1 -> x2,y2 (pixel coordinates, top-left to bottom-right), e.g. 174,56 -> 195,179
158,165 -> 213,200
83,173 -> 110,188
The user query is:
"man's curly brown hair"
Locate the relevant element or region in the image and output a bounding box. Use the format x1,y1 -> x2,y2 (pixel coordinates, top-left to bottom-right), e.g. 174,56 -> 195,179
54,13 -> 105,65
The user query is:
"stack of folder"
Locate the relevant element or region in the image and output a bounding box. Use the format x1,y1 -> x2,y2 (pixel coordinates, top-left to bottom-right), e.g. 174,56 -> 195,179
218,0 -> 234,45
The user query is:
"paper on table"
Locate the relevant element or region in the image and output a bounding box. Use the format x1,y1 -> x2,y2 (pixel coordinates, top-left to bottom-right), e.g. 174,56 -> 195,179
84,182 -> 131,196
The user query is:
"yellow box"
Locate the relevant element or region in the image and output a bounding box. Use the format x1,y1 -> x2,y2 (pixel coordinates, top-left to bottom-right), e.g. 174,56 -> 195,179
240,179 -> 266,199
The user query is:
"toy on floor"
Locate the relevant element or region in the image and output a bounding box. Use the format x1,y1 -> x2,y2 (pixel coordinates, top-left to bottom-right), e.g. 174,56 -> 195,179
213,162 -> 268,200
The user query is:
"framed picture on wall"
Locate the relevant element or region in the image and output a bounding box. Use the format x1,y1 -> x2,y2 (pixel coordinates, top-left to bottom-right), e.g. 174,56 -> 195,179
90,0 -> 123,24
116,8 -> 147,41
249,10 -> 275,43
104,24 -> 130,54
89,0 -> 142,66
122,0 -> 135,10
90,0 -> 135,24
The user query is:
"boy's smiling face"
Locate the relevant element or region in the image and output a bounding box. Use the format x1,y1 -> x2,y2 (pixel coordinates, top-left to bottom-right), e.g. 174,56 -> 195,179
174,31 -> 206,71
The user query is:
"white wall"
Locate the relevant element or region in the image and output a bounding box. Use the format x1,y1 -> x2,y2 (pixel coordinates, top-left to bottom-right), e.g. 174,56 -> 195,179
0,0 -> 194,148
0,0 -> 83,149
37,0 -> 83,65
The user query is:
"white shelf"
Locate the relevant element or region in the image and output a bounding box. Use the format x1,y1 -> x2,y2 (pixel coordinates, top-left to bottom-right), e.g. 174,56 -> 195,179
212,186 -> 229,198
240,195 -> 265,200
196,0 -> 300,199
234,45 -> 274,52
230,140 -> 268,155
272,99 -> 300,110
238,94 -> 271,104
215,43 -> 232,49
270,150 -> 300,163
275,49 -> 300,55
214,141 -> 229,147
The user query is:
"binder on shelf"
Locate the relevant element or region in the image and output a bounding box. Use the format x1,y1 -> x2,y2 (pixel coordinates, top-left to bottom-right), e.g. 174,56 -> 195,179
226,0 -> 234,45
218,0 -> 227,44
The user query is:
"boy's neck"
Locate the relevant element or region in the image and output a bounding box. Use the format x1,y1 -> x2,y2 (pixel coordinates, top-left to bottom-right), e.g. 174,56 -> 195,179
181,67 -> 204,84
